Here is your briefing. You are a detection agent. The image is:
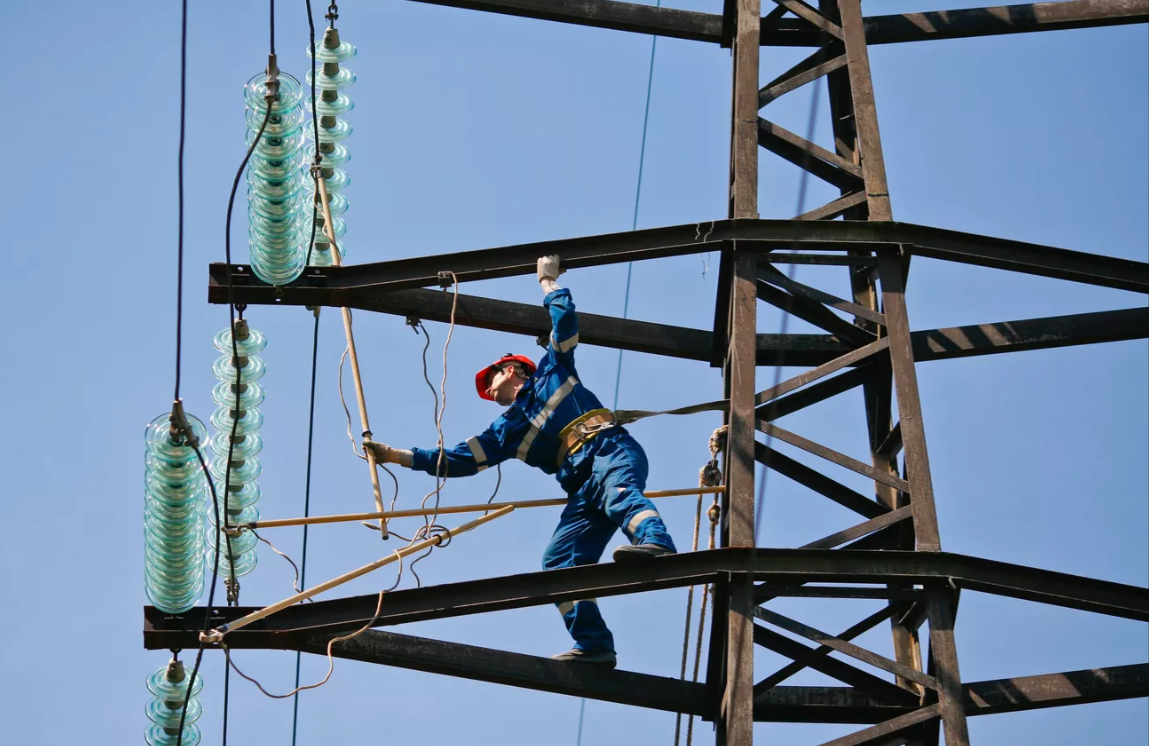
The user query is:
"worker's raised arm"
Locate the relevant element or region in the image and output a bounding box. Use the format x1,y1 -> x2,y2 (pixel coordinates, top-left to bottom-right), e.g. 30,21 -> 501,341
369,408 -> 528,478
538,255 -> 578,368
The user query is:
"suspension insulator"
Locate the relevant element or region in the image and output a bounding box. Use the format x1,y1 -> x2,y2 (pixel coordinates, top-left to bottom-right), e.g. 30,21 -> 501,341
144,412 -> 209,614
207,321 -> 267,578
144,658 -> 204,746
245,71 -> 307,285
304,26 -> 357,266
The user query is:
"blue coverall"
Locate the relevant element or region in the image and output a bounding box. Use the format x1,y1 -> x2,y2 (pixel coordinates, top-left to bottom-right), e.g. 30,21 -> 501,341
408,288 -> 677,654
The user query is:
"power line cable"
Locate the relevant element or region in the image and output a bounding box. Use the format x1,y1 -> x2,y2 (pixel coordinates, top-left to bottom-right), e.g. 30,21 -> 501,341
574,15 -> 663,746
175,2 -> 278,743
291,311 -> 321,746
173,0 -> 188,402
611,4 -> 661,412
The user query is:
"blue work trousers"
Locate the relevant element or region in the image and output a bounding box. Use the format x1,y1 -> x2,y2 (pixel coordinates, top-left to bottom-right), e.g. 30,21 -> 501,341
541,432 -> 677,653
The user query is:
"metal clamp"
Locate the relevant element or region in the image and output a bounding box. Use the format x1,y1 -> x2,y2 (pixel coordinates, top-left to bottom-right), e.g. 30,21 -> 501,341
575,419 -> 617,437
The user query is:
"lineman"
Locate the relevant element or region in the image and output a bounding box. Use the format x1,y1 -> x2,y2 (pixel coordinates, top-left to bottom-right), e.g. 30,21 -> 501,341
367,255 -> 677,667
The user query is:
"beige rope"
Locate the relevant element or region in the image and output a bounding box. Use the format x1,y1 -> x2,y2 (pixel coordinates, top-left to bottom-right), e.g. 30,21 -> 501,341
685,497 -> 720,746
673,486 -> 706,745
677,428 -> 726,746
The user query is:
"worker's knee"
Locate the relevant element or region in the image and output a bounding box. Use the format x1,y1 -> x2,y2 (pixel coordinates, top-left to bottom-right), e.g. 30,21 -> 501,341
541,541 -> 569,571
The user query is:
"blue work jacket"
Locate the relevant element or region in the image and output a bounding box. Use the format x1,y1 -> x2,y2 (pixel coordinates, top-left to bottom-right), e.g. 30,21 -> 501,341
410,288 -> 617,493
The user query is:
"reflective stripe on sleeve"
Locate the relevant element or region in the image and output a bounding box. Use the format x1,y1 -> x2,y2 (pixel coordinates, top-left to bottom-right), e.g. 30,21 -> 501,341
551,332 -> 579,354
516,376 -> 578,462
626,509 -> 661,536
466,436 -> 488,473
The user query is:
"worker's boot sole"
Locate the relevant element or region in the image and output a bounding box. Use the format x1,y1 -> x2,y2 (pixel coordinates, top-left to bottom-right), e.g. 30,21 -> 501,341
612,544 -> 676,562
551,649 -> 618,668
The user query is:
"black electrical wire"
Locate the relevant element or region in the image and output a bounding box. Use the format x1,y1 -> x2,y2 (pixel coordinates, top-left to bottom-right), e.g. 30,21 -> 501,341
291,311 -> 321,746
752,77 -> 823,542
222,664 -> 231,746
175,13 -> 278,746
305,0 -> 321,267
174,0 -> 188,402
270,0 -> 277,55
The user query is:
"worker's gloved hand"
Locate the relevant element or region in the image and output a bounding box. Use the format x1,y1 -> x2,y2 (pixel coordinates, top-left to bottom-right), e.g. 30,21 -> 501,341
365,441 -> 412,467
537,255 -> 563,282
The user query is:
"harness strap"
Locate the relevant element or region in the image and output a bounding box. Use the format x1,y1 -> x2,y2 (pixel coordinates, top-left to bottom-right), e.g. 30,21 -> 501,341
613,399 -> 729,426
555,408 -> 615,467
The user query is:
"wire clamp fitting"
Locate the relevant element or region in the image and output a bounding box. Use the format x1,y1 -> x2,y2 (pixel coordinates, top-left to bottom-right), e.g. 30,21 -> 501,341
436,271 -> 453,289
200,628 -> 226,645
225,577 -> 241,605
264,53 -> 281,107
405,316 -> 422,333
169,399 -> 201,448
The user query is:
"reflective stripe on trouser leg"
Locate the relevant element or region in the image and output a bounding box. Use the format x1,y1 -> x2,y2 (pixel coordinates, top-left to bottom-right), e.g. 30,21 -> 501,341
594,434 -> 677,551
556,598 -> 613,653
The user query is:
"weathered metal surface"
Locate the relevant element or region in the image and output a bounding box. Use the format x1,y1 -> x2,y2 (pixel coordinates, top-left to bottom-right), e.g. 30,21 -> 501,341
208,220 -> 1149,305
755,420 -> 913,493
403,0 -> 724,41
759,49 -> 848,108
756,365 -> 873,422
763,0 -> 1149,45
758,117 -> 866,190
753,624 -> 919,701
294,628 -> 709,714
755,607 -> 939,690
816,705 -> 942,746
144,549 -> 1149,649
800,505 -> 914,550
756,606 -> 899,691
756,442 -> 892,519
761,264 -> 887,325
862,0 -> 1149,44
748,664 -> 1149,721
756,275 -> 878,345
879,254 -> 942,552
755,337 -> 889,405
398,0 -> 1147,47
839,0 -> 893,220
926,591 -> 972,745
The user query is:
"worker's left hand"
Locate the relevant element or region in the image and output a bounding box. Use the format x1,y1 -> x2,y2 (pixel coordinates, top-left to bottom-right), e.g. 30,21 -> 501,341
537,255 -> 563,282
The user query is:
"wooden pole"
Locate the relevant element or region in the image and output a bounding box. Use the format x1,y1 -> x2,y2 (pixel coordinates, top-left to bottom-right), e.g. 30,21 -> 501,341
245,486 -> 726,530
316,176 -> 387,537
202,506 -> 514,641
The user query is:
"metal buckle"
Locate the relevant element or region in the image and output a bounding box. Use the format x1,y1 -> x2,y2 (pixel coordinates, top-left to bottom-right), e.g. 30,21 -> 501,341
575,418 -> 616,437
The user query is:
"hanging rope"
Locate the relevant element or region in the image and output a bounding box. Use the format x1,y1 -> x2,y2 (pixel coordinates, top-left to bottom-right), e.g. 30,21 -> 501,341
674,427 -> 725,745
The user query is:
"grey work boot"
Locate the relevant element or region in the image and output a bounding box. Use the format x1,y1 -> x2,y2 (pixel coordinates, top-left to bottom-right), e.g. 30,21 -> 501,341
612,543 -> 676,562
551,648 -> 618,668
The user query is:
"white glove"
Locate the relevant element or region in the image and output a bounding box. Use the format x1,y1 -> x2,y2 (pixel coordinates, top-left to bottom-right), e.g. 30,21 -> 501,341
537,255 -> 563,282
366,441 -> 413,467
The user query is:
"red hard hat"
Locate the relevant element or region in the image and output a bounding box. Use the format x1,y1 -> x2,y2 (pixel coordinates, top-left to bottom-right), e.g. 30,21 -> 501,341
475,354 -> 537,401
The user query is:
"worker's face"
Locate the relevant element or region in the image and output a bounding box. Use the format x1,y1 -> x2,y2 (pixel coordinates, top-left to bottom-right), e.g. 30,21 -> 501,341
487,365 -> 524,406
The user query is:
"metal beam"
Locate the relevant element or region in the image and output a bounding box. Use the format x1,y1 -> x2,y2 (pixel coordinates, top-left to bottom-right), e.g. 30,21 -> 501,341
208,220 -> 1149,307
863,0 -> 1149,44
399,0 -> 1146,47
761,0 -> 1149,45
356,287 -> 715,361
291,628 -> 708,715
144,549 -> 1149,649
750,664 -> 1149,721
401,0 -> 724,42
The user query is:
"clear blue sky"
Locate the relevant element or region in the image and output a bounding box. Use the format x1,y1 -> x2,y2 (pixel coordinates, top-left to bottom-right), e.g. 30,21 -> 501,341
0,1 -> 1145,744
